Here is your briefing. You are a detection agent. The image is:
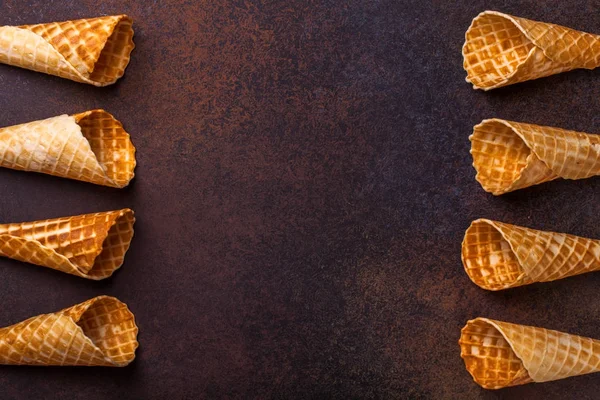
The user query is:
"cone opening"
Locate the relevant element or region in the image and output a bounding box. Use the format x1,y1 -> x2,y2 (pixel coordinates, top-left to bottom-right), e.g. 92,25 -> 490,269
460,319 -> 532,389
76,296 -> 138,366
463,12 -> 535,89
89,16 -> 134,84
462,219 -> 524,290
86,209 -> 135,279
470,120 -> 533,195
75,109 -> 136,188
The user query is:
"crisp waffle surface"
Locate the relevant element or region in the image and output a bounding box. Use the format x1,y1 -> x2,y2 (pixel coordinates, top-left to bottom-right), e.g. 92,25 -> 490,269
0,209 -> 135,279
463,11 -> 600,90
470,119 -> 600,195
0,109 -> 136,188
460,318 -> 600,389
460,319 -> 532,389
0,296 -> 138,366
74,109 -> 137,187
462,219 -> 600,290
0,15 -> 134,86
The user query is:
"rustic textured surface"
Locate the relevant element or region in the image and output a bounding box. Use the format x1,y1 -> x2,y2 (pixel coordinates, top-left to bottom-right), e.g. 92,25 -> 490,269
2,0 -> 600,399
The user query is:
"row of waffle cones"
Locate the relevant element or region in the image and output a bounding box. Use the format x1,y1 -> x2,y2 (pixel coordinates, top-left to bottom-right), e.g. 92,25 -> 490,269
0,15 -> 140,366
460,11 -> 600,390
459,218 -> 600,388
461,12 -> 600,195
0,209 -> 139,367
0,14 -> 137,186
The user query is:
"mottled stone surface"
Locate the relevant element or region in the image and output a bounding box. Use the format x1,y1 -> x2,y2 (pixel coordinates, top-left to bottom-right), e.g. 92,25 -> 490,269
2,0 -> 600,398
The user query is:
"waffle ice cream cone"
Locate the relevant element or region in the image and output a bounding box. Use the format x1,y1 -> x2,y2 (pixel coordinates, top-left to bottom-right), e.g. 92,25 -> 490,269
0,109 -> 136,188
0,15 -> 134,86
0,209 -> 135,280
463,11 -> 600,90
462,218 -> 600,290
470,119 -> 600,195
460,318 -> 600,389
0,296 -> 138,366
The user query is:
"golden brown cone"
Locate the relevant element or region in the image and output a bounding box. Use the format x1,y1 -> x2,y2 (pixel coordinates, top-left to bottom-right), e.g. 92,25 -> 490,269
462,219 -> 600,290
460,318 -> 600,389
0,209 -> 135,280
463,11 -> 600,90
0,109 -> 136,188
0,296 -> 138,366
0,15 -> 134,86
470,119 -> 600,195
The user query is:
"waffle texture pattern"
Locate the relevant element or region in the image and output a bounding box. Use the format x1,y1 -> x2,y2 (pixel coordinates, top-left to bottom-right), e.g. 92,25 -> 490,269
460,318 -> 600,389
0,15 -> 134,86
463,11 -> 600,90
0,296 -> 138,366
0,209 -> 135,279
470,119 -> 600,195
462,218 -> 600,290
0,109 -> 136,187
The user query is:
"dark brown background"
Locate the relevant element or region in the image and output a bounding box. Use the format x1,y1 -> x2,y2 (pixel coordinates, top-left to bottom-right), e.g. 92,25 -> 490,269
2,0 -> 600,398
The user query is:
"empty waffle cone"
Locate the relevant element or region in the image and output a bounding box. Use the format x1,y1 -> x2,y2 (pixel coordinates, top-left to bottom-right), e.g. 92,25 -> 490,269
0,296 -> 138,366
462,218 -> 600,290
463,11 -> 600,90
460,318 -> 600,389
0,109 -> 136,188
470,119 -> 600,195
0,15 -> 134,86
0,209 -> 135,280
